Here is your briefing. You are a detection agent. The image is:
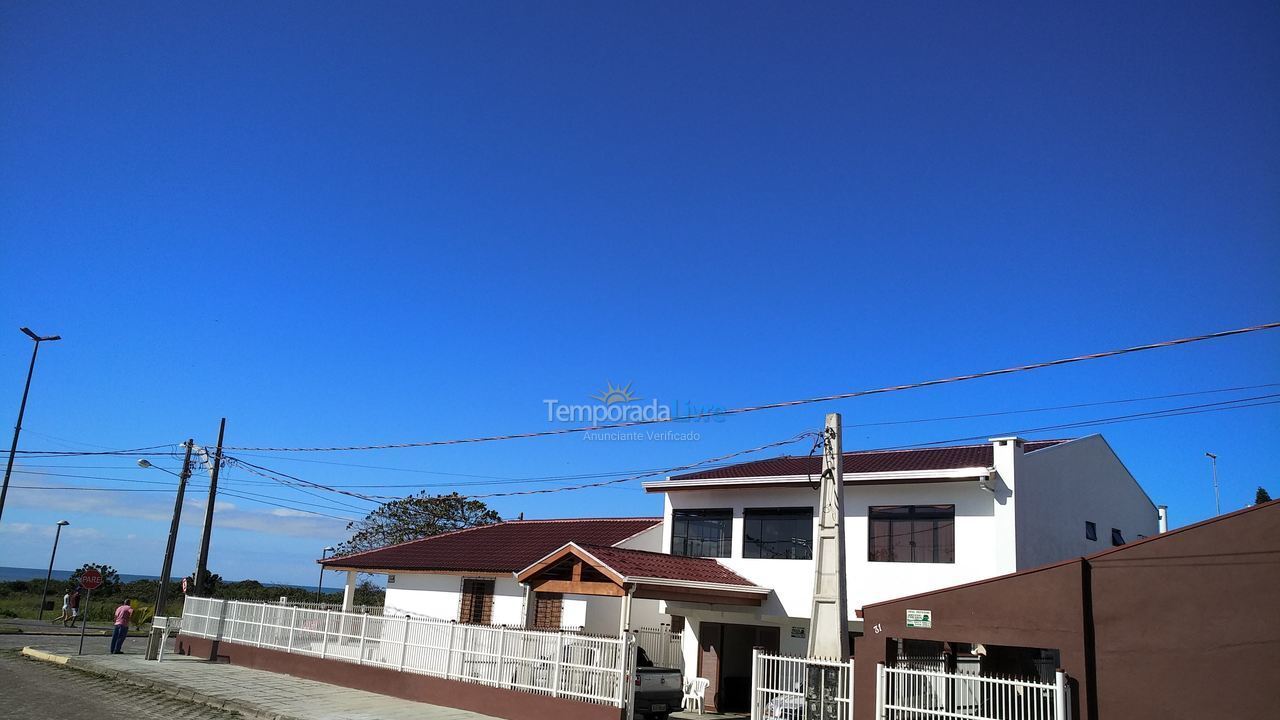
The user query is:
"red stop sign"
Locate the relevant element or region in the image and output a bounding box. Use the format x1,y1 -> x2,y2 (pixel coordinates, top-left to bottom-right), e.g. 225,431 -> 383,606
80,568 -> 103,590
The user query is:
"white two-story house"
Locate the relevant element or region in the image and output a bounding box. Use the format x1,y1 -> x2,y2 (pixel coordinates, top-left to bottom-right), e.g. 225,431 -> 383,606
639,435 -> 1160,714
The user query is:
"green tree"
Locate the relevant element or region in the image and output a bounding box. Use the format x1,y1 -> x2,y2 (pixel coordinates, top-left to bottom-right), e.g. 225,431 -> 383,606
69,563 -> 121,595
334,492 -> 501,557
185,570 -> 222,596
1257,486 -> 1272,504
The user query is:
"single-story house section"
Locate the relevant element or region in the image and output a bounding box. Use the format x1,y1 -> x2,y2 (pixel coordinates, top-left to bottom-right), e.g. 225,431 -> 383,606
319,517 -> 672,635
853,498 -> 1280,720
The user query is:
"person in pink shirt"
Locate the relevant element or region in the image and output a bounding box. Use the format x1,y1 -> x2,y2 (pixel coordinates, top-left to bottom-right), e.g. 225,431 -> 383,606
110,599 -> 133,654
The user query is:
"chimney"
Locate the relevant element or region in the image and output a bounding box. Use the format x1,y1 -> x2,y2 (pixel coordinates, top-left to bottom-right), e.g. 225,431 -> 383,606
1157,505 -> 1168,533
988,437 -> 1024,572
989,436 -> 1025,478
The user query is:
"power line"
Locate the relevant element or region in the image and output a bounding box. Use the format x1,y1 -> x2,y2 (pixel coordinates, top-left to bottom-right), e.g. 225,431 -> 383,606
12,445 -> 180,458
467,431 -> 821,499
880,394 -> 1280,450
217,321 -> 1280,452
6,482 -> 359,522
13,381 -> 1276,491
461,392 -> 1280,498
223,456 -> 390,504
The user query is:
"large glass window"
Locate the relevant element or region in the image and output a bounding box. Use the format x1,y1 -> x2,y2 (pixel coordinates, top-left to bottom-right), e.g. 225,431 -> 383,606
672,509 -> 733,557
868,505 -> 955,563
744,507 -> 813,559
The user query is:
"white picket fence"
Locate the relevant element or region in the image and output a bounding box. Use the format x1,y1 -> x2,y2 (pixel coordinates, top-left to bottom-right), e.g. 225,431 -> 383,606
631,624 -> 684,671
876,663 -> 1070,720
181,597 -> 631,707
752,650 -> 854,720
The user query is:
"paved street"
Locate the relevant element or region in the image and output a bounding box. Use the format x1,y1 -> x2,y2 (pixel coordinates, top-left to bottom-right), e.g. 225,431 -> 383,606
0,626 -> 149,656
0,648 -> 239,719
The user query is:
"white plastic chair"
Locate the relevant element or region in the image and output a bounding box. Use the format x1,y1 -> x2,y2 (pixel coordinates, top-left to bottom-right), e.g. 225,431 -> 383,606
682,676 -> 710,714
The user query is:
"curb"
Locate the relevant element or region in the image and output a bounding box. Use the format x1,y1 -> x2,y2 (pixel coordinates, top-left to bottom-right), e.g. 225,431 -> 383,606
19,646 -> 305,720
20,647 -> 70,665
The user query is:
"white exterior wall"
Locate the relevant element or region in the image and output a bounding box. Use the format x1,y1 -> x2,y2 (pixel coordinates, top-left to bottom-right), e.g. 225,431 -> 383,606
491,578 -> 525,625
1014,434 -> 1159,570
561,594 -> 589,629
382,574 -> 525,625
616,522 -> 663,551
384,573 -> 462,620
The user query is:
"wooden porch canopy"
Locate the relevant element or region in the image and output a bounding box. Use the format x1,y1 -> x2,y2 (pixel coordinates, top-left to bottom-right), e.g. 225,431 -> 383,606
515,542 -> 771,607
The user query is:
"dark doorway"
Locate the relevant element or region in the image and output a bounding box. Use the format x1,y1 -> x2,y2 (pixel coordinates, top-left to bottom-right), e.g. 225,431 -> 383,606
698,622 -> 780,712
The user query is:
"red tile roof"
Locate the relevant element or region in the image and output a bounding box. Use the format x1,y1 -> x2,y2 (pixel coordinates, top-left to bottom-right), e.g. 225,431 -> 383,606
577,544 -> 760,587
665,440 -> 1069,482
323,517 -> 661,573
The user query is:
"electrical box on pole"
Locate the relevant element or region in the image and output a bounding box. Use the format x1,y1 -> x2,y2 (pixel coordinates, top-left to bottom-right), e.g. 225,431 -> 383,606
806,413 -> 849,719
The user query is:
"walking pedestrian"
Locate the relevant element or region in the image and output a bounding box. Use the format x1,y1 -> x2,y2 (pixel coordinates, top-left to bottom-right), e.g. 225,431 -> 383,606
51,590 -> 71,625
68,587 -> 81,627
110,598 -> 133,654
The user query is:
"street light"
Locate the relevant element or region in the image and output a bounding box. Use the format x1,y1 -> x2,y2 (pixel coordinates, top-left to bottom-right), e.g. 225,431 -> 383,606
1206,452 -> 1220,515
38,520 -> 70,620
317,546 -> 335,603
138,441 -> 194,660
0,327 -> 62,527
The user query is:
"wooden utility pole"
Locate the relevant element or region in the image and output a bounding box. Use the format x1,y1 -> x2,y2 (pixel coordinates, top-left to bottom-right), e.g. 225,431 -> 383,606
147,439 -> 193,660
194,418 -> 226,595
808,413 -> 850,659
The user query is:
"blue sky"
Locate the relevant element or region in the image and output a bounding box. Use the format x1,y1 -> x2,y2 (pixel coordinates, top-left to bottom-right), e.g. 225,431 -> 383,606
1,1 -> 1277,585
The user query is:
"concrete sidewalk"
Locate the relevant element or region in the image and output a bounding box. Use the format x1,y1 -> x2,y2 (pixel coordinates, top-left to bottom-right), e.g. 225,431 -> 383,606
21,645 -> 496,720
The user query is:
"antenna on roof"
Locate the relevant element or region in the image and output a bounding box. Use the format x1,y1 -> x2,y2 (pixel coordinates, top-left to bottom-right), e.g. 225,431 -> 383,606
518,512 -> 524,521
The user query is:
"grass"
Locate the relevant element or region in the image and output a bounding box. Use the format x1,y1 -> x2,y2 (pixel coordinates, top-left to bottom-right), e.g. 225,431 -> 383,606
0,579 -> 183,625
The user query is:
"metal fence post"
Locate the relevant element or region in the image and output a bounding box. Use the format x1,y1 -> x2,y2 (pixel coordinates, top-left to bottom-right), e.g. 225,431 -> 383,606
551,630 -> 563,698
875,662 -> 886,720
1055,669 -> 1068,720
321,610 -> 331,659
750,646 -> 761,720
287,606 -> 297,652
357,614 -> 368,665
497,625 -> 507,688
848,657 -> 856,719
255,604 -> 266,647
399,617 -> 411,671
446,622 -> 457,679
622,634 -> 637,716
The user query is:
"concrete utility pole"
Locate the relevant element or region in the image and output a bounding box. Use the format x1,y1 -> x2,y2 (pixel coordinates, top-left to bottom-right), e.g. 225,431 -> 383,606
194,418 -> 226,595
808,412 -> 850,659
0,327 -> 61,527
147,439 -> 193,660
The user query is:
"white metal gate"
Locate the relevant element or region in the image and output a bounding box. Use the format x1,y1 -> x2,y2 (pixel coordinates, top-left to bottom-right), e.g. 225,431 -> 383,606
752,650 -> 854,720
876,663 -> 1070,720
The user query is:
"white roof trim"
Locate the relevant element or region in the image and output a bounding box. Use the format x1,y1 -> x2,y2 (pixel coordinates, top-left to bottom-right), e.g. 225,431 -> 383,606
624,576 -> 771,594
643,466 -> 992,492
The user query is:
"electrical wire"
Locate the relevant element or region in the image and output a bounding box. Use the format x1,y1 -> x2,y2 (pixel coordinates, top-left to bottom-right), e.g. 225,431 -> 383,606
461,392 -> 1280,496
214,321 -> 1280,452
466,430 -> 821,499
